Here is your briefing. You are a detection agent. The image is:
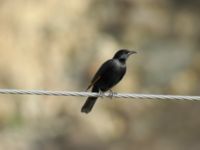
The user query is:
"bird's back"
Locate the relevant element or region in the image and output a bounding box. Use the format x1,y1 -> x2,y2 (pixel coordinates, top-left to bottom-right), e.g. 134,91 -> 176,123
94,59 -> 126,91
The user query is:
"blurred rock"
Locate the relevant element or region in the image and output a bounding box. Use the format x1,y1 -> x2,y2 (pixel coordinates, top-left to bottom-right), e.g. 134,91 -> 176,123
0,0 -> 200,150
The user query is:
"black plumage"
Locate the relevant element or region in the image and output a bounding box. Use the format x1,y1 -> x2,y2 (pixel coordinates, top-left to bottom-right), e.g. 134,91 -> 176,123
81,49 -> 136,113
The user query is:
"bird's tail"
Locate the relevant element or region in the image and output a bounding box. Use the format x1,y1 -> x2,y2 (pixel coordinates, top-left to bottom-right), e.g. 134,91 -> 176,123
81,86 -> 98,113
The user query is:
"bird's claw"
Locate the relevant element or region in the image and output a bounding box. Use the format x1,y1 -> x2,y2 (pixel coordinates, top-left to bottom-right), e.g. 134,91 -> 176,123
99,90 -> 104,98
108,89 -> 117,99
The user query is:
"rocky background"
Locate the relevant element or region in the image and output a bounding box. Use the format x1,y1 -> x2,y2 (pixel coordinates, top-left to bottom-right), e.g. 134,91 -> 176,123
0,0 -> 200,150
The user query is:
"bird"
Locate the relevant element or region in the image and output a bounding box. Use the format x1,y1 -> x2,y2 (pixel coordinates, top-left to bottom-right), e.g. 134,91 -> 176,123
81,49 -> 137,113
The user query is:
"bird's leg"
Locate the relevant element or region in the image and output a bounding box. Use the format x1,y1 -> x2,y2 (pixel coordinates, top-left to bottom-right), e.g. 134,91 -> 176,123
98,90 -> 104,98
108,89 -> 117,99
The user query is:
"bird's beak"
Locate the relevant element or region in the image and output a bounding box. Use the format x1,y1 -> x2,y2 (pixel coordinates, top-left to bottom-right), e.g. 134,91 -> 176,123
128,51 -> 137,55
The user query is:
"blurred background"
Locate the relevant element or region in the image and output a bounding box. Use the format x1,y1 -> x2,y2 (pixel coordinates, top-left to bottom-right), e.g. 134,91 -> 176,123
0,0 -> 200,149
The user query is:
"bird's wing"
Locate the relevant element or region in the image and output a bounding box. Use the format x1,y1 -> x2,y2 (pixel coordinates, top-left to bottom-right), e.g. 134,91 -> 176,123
86,59 -> 113,91
86,76 -> 100,91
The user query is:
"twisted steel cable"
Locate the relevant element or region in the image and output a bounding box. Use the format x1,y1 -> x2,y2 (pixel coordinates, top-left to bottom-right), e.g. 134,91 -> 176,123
0,89 -> 199,101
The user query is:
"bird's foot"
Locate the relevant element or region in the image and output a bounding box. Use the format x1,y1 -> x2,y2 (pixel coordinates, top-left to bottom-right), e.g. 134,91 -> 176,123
108,89 -> 117,99
99,90 -> 105,98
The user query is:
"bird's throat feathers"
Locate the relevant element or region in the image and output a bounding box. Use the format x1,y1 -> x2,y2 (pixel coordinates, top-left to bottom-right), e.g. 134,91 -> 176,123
114,57 -> 127,64
114,58 -> 127,66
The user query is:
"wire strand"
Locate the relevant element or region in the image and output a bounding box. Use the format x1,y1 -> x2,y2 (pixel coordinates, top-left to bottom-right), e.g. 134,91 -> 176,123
0,88 -> 199,101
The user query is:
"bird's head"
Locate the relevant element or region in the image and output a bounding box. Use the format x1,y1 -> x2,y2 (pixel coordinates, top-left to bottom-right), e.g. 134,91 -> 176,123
113,49 -> 137,63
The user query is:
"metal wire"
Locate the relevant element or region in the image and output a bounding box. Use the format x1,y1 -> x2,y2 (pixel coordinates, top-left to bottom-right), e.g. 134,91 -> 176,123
0,88 -> 199,101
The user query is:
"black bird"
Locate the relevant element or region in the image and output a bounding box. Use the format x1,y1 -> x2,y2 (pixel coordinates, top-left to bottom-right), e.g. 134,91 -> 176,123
81,49 -> 137,113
